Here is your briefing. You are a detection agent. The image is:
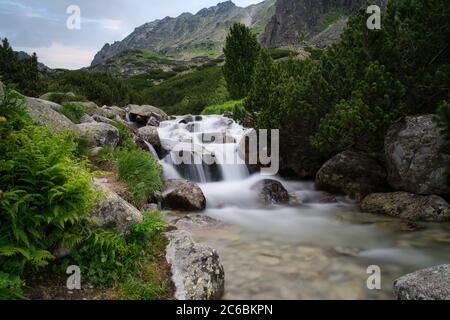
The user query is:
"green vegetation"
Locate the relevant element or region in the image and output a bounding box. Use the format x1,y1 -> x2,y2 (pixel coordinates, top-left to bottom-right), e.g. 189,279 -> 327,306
223,23 -> 261,99
0,38 -> 47,97
141,65 -> 228,115
240,0 -> 450,176
41,92 -> 86,104
50,70 -> 139,107
201,99 -> 244,115
267,48 -> 295,60
58,102 -> 87,124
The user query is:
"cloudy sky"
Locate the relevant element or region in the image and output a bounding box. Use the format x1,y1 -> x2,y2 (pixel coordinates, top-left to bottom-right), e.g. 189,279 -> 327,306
0,0 -> 263,69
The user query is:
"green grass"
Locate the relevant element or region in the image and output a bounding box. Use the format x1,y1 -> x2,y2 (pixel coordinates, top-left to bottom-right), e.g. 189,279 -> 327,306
58,102 -> 87,124
201,99 -> 244,115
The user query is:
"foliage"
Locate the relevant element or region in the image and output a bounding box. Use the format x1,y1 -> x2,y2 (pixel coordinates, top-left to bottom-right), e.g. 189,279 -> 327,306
43,92 -> 86,105
114,149 -> 162,206
58,103 -> 87,124
0,38 -> 47,97
111,120 -> 137,151
223,23 -> 261,99
201,99 -> 244,115
0,90 -> 31,136
0,272 -> 25,300
50,70 -> 139,107
141,65 -> 228,115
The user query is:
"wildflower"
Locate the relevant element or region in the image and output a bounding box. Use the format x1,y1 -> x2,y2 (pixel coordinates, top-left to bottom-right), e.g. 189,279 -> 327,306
0,115 -> 7,123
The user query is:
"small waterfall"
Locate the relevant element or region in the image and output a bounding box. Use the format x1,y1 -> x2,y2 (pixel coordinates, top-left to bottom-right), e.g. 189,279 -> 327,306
143,140 -> 159,159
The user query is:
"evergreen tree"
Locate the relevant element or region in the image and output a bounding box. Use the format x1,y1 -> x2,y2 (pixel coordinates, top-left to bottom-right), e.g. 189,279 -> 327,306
223,23 -> 260,99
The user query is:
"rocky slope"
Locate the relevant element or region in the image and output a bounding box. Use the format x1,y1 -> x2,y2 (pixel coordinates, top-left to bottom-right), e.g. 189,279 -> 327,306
91,0 -> 276,66
261,0 -> 387,48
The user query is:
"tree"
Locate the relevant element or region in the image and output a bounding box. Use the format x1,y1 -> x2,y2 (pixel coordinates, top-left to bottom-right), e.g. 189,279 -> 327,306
223,23 -> 260,99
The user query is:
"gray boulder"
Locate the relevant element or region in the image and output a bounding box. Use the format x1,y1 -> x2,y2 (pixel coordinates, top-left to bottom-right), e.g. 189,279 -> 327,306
126,104 -> 168,124
137,126 -> 161,147
251,179 -> 290,205
25,97 -> 76,131
361,192 -> 450,222
386,115 -> 450,195
165,230 -> 224,300
393,264 -> 450,300
79,114 -> 95,123
39,91 -> 76,103
162,179 -> 206,211
90,179 -> 143,234
315,150 -> 388,201
98,105 -> 126,119
76,122 -> 119,148
73,101 -> 101,116
92,114 -> 114,125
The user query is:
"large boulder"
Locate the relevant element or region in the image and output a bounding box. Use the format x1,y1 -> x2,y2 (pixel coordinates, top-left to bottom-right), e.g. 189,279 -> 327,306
251,179 -> 289,205
315,150 -> 388,201
137,126 -> 161,147
165,230 -> 224,300
393,264 -> 450,300
25,97 -> 76,131
39,91 -> 76,103
72,101 -> 101,116
98,105 -> 126,119
385,115 -> 450,195
162,179 -> 206,211
126,104 -> 168,124
361,192 -> 450,222
91,179 -> 143,234
76,123 -> 119,148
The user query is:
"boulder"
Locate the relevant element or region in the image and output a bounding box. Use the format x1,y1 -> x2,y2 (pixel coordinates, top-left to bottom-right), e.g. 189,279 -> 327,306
98,105 -> 126,119
25,97 -> 76,131
361,192 -> 450,222
251,179 -> 289,205
162,179 -> 206,211
393,264 -> 450,300
92,114 -> 114,125
76,122 -> 119,148
72,101 -> 101,116
201,132 -> 236,144
179,115 -> 194,124
91,179 -> 143,234
39,91 -> 76,103
79,114 -> 95,123
165,230 -> 224,300
385,115 -> 450,195
137,126 -> 161,147
315,150 -> 388,201
147,116 -> 160,127
126,104 -> 168,124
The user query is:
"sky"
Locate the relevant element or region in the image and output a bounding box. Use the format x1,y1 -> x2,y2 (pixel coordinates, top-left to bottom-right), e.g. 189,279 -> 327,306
0,0 -> 264,69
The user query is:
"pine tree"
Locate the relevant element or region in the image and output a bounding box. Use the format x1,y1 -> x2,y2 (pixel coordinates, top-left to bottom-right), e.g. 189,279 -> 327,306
223,23 -> 260,99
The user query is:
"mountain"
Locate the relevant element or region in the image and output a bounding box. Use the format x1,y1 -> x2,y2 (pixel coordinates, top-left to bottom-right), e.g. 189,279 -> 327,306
16,51 -> 52,73
91,0 -> 276,67
261,0 -> 387,48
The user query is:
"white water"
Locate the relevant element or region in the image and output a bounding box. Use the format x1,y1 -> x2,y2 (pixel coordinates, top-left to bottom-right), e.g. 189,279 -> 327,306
135,114 -> 450,299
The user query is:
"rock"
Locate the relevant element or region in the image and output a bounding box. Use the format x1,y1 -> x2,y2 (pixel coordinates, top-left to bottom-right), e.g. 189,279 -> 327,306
79,114 -> 95,123
147,116 -> 160,127
179,115 -> 194,124
126,104 -> 168,123
361,192 -> 450,222
143,203 -> 159,212
165,230 -> 224,300
92,114 -> 114,125
25,97 -> 76,131
76,123 -> 119,148
201,132 -> 236,144
162,179 -> 206,211
91,179 -> 143,234
393,264 -> 450,300
137,126 -> 161,147
315,150 -> 388,201
98,105 -> 126,119
195,116 -> 203,121
73,101 -> 101,116
39,91 -> 76,103
251,179 -> 290,205
385,115 -> 450,195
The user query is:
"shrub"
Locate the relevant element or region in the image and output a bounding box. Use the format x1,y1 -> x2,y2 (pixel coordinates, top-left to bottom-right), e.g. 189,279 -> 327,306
58,103 -> 87,124
114,149 -> 162,206
45,92 -> 86,104
201,99 -> 244,115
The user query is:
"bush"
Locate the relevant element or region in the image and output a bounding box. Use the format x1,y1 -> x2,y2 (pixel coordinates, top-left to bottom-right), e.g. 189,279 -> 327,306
58,103 -> 87,124
201,99 -> 244,115
44,92 -> 86,104
115,149 -> 162,206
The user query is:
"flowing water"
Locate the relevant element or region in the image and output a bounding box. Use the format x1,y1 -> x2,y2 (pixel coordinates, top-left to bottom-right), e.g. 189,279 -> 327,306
147,115 -> 450,299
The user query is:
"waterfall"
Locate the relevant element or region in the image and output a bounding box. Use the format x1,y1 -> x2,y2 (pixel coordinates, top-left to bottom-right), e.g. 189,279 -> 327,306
143,140 -> 159,159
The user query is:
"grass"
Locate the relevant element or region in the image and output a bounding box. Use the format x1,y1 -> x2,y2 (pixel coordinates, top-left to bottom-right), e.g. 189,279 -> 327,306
201,99 -> 244,115
58,102 -> 87,123
42,92 -> 86,104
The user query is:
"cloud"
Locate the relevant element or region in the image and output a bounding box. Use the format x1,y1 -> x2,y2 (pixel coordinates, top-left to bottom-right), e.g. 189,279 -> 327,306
15,43 -> 97,69
101,19 -> 122,31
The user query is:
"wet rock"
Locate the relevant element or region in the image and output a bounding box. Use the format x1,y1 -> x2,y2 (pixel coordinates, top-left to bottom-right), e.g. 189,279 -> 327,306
91,178 -> 143,234
147,116 -> 160,127
137,126 -> 161,147
195,115 -> 203,121
315,150 -> 388,201
361,192 -> 450,222
76,122 -> 119,148
179,115 -> 194,124
126,104 -> 168,123
385,115 -> 450,195
393,264 -> 450,300
251,179 -> 290,205
25,97 -> 76,131
165,230 -> 224,300
162,179 -> 206,211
